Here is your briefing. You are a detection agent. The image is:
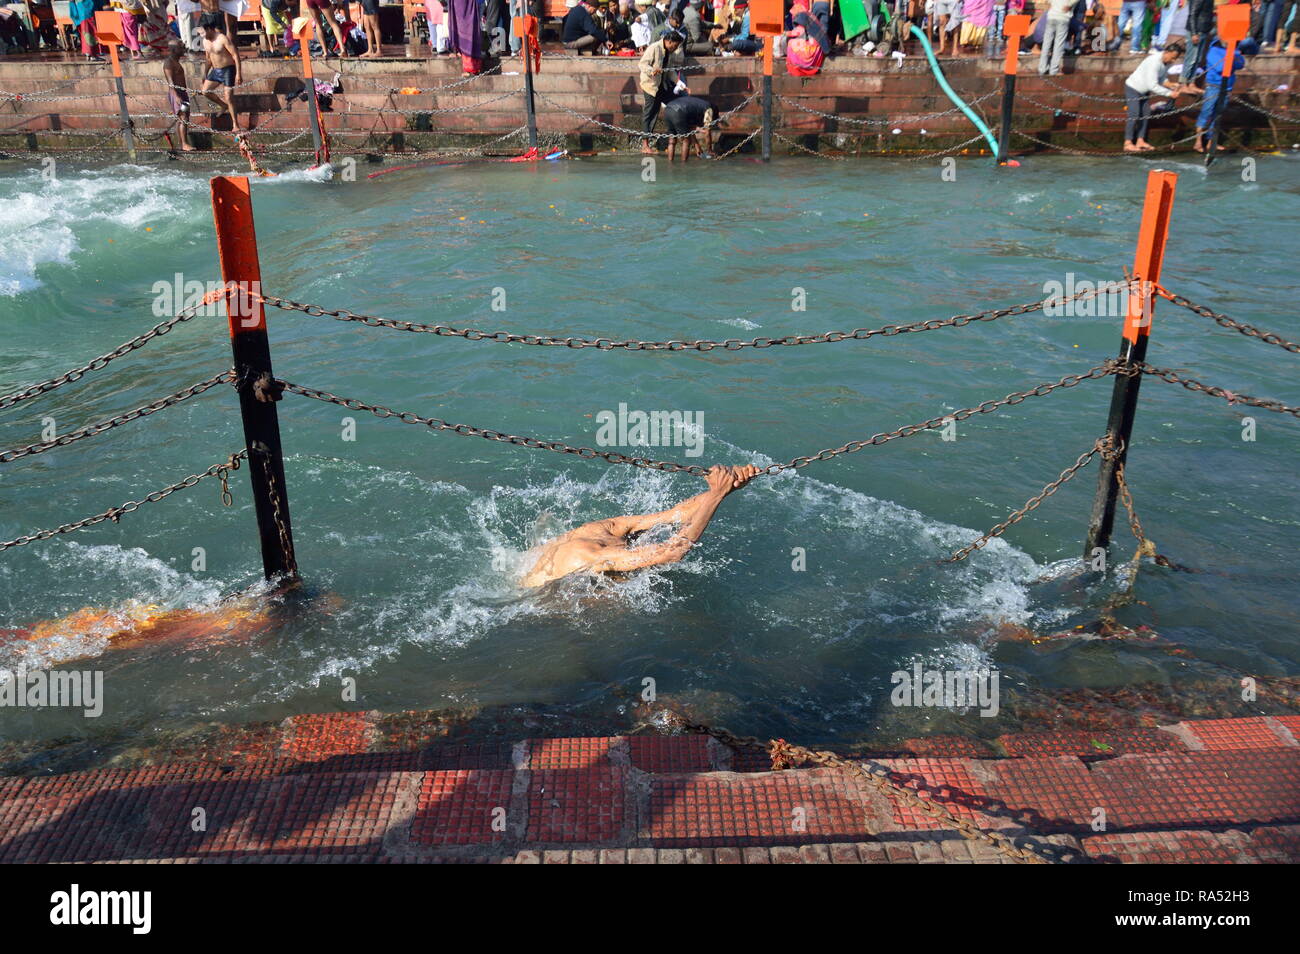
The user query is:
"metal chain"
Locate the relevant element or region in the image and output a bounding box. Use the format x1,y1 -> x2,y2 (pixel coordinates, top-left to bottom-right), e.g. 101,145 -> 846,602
943,437 -> 1111,563
279,362 -> 1118,478
534,89 -> 759,141
1015,129 -> 1200,156
252,441 -> 297,576
1017,90 -> 1206,121
0,371 -> 234,464
258,282 -> 1111,351
0,291 -> 226,411
774,130 -> 849,160
676,720 -> 1066,864
0,450 -> 247,552
1156,286 -> 1300,354
775,87 -> 1000,126
1132,362 -> 1300,416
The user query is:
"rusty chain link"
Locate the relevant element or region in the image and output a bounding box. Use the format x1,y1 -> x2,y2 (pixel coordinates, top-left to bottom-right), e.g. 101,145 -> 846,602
676,720 -> 1071,864
251,441 -> 298,577
0,371 -> 235,464
943,436 -> 1113,564
0,450 -> 248,552
0,290 -> 227,411
1130,363 -> 1300,417
279,363 -> 1121,479
259,284 -> 1112,352
1155,287 -> 1300,355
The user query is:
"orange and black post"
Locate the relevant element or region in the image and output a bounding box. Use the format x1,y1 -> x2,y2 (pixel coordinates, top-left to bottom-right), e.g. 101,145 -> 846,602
514,9 -> 540,150
94,12 -> 135,162
295,19 -> 325,162
997,14 -> 1030,164
211,176 -> 298,580
1204,4 -> 1250,168
752,0 -> 780,161
1084,169 -> 1177,560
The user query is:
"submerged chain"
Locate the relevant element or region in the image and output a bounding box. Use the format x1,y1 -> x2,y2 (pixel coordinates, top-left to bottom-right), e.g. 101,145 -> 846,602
677,720 -> 1068,864
0,450 -> 247,551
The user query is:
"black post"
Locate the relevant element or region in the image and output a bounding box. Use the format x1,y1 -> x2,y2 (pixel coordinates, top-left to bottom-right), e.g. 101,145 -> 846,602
997,72 -> 1015,164
1083,170 -> 1177,561
211,176 -> 299,581
114,74 -> 136,162
761,74 -> 773,161
523,43 -> 539,150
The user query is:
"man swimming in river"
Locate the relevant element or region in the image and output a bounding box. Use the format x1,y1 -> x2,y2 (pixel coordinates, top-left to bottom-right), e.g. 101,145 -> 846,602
520,464 -> 762,587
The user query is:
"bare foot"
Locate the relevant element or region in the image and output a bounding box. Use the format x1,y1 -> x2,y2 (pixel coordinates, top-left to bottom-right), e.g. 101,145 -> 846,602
1123,142 -> 1142,152
181,143 -> 196,152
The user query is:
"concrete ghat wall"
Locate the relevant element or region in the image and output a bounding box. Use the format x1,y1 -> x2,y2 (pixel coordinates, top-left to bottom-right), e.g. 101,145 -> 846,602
1,54 -> 1298,155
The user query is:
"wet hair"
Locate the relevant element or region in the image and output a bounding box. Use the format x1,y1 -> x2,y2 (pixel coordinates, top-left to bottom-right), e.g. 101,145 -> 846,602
200,10 -> 223,30
664,27 -> 684,43
167,38 -> 184,55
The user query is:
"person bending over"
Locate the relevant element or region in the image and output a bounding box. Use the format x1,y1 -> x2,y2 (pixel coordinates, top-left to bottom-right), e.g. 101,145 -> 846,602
663,94 -> 715,159
521,464 -> 760,587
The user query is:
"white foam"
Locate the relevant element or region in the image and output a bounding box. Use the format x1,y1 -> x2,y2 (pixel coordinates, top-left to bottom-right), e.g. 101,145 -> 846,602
0,164 -> 203,296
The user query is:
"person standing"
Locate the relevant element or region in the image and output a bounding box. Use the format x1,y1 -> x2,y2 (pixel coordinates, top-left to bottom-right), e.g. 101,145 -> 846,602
1123,39 -> 1186,151
1113,0 -> 1147,51
1183,0 -> 1215,80
638,26 -> 685,151
1038,0 -> 1075,74
446,0 -> 484,72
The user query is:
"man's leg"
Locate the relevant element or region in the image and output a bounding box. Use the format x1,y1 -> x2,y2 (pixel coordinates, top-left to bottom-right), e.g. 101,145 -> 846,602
1050,20 -> 1068,73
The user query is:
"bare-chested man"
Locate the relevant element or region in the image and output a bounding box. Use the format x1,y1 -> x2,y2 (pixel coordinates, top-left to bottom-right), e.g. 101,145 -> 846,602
521,465 -> 761,587
199,13 -> 241,131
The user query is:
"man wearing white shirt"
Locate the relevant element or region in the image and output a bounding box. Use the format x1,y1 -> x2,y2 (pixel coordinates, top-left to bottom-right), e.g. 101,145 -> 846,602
1123,40 -> 1187,151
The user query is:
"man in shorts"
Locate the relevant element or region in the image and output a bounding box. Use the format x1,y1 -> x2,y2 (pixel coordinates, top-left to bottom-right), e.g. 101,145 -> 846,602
200,12 -> 242,131
662,93 -> 715,160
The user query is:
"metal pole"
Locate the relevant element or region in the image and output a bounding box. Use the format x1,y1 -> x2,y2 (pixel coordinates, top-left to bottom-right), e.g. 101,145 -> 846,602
109,44 -> 136,161
997,15 -> 1029,165
1083,169 -> 1177,561
298,22 -> 324,159
210,176 -> 299,581
761,40 -> 773,162
522,25 -> 538,150
1205,5 -> 1249,168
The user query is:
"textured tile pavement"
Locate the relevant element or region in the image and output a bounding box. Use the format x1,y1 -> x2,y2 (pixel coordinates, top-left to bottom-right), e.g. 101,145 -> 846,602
1,716 -> 1296,864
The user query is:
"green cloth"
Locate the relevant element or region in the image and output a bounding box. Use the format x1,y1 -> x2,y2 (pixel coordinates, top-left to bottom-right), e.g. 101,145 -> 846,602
839,0 -> 870,39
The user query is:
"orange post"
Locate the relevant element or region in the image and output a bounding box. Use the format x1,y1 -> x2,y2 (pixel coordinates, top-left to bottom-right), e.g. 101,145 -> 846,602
94,11 -> 135,160
996,14 -> 1031,164
752,0 -> 779,161
292,18 -> 325,162
1084,169 -> 1178,560
1204,4 -> 1250,165
211,176 -> 298,580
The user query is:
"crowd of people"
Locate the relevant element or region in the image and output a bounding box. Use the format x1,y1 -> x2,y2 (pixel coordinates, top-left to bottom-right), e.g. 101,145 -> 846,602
0,0 -> 1290,153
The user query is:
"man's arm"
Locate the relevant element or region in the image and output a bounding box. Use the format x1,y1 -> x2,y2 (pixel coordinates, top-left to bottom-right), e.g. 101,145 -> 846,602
228,34 -> 241,84
590,465 -> 759,573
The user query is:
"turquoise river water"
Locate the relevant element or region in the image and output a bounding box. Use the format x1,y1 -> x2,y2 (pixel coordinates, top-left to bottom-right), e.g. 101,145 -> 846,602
1,153 -> 1297,761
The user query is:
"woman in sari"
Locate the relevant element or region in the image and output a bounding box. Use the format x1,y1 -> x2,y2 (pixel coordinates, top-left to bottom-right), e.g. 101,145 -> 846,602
958,0 -> 994,53
70,0 -> 104,59
446,0 -> 484,72
136,0 -> 172,55
785,0 -> 827,74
